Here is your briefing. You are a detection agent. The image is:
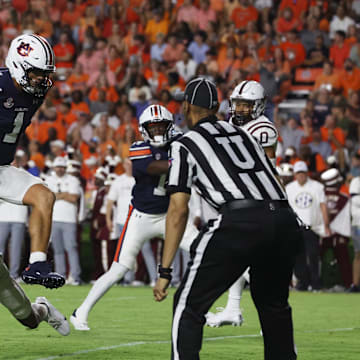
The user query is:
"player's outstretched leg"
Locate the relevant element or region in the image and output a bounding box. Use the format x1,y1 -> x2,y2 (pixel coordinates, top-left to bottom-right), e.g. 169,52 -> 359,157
206,272 -> 247,327
0,255 -> 69,335
71,261 -> 128,330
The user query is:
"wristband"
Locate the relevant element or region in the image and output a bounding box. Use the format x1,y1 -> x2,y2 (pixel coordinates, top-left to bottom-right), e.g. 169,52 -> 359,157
158,265 -> 173,281
29,251 -> 47,264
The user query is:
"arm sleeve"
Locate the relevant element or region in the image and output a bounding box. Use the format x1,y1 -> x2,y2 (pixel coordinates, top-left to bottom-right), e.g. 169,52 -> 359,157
166,141 -> 194,195
107,181 -> 118,201
319,183 -> 326,204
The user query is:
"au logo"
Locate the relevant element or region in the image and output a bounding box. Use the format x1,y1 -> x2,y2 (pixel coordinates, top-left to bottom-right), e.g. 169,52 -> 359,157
3,98 -> 14,109
17,42 -> 34,57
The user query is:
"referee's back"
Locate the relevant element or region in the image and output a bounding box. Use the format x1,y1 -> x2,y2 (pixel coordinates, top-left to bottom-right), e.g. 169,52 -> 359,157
168,115 -> 287,210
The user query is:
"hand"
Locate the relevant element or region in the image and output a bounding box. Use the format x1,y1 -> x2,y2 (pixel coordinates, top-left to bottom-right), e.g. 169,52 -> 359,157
324,225 -> 332,237
153,278 -> 170,302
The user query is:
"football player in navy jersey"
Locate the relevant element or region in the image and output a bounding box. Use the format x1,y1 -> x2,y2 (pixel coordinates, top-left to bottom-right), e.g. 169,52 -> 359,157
0,34 -> 69,334
71,104 -> 180,331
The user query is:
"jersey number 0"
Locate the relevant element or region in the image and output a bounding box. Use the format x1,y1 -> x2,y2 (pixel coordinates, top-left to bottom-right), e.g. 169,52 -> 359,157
3,112 -> 24,144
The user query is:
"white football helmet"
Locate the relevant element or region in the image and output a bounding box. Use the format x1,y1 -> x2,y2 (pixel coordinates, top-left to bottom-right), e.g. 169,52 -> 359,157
139,104 -> 176,147
229,80 -> 266,126
6,34 -> 56,97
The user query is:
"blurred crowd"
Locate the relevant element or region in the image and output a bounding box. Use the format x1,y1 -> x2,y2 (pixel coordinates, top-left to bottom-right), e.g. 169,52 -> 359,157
1,0 -> 360,289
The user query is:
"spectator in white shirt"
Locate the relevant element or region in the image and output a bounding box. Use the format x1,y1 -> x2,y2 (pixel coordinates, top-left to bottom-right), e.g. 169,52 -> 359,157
175,51 -> 197,82
46,157 -> 82,285
329,5 -> 355,40
286,161 -> 331,291
150,33 -> 167,62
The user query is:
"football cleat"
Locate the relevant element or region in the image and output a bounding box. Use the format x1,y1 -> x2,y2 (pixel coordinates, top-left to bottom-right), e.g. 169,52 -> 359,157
22,261 -> 65,289
35,297 -> 70,336
70,310 -> 90,331
205,307 -> 244,327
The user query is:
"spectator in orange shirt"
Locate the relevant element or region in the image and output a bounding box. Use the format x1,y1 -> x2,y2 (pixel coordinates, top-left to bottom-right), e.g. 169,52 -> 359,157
258,36 -> 276,61
231,0 -> 258,31
279,0 -> 309,22
66,62 -> 90,94
34,8 -> 53,39
56,101 -> 77,129
320,114 -> 346,152
330,30 -> 350,69
107,45 -> 124,81
61,1 -> 80,28
280,30 -> 306,68
298,144 -> 327,178
115,107 -> 140,144
314,60 -> 341,91
144,59 -> 168,95
242,21 -> 261,44
339,58 -> 360,98
162,33 -> 186,67
29,140 -> 45,170
218,46 -> 242,80
158,89 -> 180,115
53,31 -> 75,75
276,7 -> 302,35
145,8 -> 170,44
71,90 -> 90,116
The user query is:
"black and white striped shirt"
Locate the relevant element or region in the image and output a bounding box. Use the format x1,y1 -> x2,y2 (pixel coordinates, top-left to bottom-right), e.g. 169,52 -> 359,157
167,115 -> 287,210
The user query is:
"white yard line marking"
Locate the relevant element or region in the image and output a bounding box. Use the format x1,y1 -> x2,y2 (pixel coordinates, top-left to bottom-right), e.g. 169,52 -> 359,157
34,327 -> 359,360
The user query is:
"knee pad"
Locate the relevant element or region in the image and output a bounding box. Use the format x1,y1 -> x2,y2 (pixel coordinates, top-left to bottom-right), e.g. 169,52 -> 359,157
0,257 -> 32,320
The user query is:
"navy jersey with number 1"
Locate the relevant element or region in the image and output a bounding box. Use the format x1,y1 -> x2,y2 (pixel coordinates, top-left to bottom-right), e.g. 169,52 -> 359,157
0,68 -> 43,165
129,141 -> 170,214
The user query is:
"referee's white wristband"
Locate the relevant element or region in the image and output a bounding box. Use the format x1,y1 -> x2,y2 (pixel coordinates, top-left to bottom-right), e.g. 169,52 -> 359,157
29,251 -> 47,264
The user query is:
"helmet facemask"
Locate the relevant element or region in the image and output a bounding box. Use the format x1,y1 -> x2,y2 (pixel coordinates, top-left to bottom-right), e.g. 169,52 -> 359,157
230,98 -> 255,126
22,65 -> 53,97
141,120 -> 173,147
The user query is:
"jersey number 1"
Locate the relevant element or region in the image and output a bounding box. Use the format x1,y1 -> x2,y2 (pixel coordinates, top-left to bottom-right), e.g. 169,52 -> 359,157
3,112 -> 24,144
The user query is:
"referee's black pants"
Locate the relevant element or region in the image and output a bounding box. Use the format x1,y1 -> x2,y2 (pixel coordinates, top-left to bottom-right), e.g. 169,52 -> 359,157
171,203 -> 303,360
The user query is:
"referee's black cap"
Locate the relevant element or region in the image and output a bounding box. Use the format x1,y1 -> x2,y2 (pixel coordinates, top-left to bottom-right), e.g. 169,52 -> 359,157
174,77 -> 218,110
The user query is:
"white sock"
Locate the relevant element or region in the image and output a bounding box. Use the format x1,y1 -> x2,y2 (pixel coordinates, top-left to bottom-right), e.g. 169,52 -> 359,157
225,276 -> 246,313
76,262 -> 128,321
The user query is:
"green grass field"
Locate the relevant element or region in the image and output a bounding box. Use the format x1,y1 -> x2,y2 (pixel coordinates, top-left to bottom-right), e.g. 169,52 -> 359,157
0,285 -> 359,360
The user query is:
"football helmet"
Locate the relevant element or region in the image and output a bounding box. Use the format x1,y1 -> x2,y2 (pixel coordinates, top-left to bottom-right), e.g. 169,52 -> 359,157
6,34 -> 56,97
139,104 -> 176,147
229,80 -> 266,126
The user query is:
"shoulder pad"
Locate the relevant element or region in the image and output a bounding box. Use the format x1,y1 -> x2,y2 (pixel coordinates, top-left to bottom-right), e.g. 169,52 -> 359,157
242,116 -> 278,147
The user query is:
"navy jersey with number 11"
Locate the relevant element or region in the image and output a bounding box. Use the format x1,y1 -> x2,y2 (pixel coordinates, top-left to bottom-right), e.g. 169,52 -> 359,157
129,141 -> 170,214
0,68 -> 43,165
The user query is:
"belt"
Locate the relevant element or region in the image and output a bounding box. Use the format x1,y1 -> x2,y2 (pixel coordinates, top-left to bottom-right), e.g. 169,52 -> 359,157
220,199 -> 289,213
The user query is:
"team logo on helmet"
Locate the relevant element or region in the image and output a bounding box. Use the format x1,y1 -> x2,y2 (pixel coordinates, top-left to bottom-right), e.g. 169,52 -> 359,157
17,42 -> 34,57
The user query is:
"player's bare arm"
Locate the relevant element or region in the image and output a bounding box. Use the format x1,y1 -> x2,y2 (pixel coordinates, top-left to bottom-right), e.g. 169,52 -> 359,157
147,160 -> 169,175
153,192 -> 190,302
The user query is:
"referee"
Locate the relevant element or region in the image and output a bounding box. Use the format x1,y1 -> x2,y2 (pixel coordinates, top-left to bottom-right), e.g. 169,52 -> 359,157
153,77 -> 302,360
